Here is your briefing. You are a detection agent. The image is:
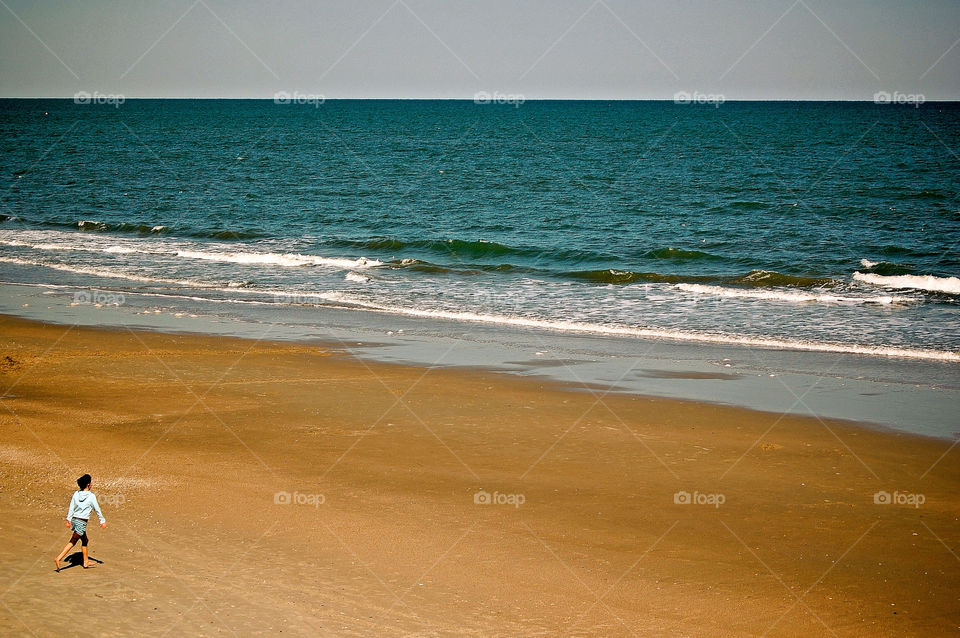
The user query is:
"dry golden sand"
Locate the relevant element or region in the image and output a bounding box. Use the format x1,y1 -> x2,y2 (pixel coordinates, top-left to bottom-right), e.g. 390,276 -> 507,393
0,315 -> 957,636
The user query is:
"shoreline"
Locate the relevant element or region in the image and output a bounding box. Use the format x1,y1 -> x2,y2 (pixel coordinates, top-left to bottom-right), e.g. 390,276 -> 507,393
1,274 -> 957,363
0,310 -> 936,442
1,314 -> 958,636
2,283 -> 959,440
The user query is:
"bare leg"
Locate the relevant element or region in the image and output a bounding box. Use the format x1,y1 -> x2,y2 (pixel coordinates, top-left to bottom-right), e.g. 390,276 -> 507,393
54,539 -> 76,572
81,545 -> 90,568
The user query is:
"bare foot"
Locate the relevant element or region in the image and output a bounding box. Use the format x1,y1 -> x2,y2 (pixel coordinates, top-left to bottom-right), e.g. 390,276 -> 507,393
83,562 -> 94,569
54,558 -> 60,572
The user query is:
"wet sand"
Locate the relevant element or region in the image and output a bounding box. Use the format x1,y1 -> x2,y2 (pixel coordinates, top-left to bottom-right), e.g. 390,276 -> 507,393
0,315 -> 957,636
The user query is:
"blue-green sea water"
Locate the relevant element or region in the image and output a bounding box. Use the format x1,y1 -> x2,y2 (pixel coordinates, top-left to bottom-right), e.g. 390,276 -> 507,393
1,99 -> 958,359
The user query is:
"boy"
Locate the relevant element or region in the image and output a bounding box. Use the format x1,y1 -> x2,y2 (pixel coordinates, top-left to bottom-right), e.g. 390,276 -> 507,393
54,473 -> 107,571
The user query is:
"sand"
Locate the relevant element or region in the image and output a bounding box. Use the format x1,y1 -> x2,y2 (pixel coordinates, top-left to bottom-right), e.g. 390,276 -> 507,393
0,315 -> 957,636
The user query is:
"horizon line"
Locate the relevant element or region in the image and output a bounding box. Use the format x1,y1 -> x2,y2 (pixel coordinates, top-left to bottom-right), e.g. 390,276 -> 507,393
2,96 -> 957,102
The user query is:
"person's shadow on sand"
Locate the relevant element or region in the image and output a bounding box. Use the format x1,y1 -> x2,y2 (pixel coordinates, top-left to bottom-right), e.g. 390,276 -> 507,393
56,552 -> 103,571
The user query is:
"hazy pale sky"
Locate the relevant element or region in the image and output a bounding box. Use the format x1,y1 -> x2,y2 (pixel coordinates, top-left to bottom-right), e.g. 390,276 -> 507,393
1,0 -> 958,99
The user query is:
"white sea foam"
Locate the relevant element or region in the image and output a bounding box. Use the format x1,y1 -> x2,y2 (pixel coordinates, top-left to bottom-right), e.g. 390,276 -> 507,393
0,256 -> 206,287
345,272 -> 370,283
1,230 -> 955,361
314,292 -> 959,361
0,238 -> 95,252
853,272 -> 960,294
0,269 -> 954,361
0,230 -> 382,270
0,231 -> 160,256
860,258 -> 878,269
174,250 -> 382,269
674,283 -> 904,305
0,280 -> 276,307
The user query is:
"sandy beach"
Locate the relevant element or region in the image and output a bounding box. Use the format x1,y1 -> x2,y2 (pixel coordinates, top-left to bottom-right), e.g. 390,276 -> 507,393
0,314 -> 957,636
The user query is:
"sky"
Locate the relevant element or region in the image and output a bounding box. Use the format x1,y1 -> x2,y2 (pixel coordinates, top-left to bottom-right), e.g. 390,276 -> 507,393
0,0 -> 958,100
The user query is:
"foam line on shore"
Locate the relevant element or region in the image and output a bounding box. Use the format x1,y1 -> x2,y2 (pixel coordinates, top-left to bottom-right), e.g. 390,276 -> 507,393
313,292 -> 960,361
675,283 -> 908,304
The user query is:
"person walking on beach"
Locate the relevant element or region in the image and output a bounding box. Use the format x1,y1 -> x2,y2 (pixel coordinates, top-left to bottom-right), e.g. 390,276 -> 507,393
54,473 -> 107,571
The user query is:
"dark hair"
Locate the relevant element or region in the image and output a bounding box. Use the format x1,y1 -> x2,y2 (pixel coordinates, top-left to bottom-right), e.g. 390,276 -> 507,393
77,474 -> 91,490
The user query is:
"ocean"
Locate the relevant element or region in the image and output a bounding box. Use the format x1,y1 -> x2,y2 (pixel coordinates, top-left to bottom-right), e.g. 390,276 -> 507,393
1,99 -> 958,434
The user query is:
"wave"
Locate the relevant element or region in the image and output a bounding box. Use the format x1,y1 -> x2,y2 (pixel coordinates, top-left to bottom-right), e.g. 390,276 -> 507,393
563,268 -> 838,288
4,228 -> 954,305
341,238 -> 724,266
77,220 -> 109,231
345,272 -> 370,283
853,272 -> 960,295
0,232 -> 858,293
0,280 -> 284,309
77,220 -> 173,234
858,259 -> 914,276
642,247 -> 720,261
329,236 -> 611,263
0,256 -> 208,287
5,214 -> 258,240
675,283 -> 907,305
0,231 -> 382,271
387,258 -> 463,275
207,229 -> 263,240
388,258 -> 541,277
876,244 -> 918,257
175,250 -> 382,269
0,237 -> 148,255
309,292 -> 959,362
1,259 -> 954,361
6,226 -> 587,271
730,270 -> 836,288
563,269 -> 697,285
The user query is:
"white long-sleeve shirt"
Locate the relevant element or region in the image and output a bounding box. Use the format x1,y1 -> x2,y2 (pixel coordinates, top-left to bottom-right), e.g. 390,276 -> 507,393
66,490 -> 106,523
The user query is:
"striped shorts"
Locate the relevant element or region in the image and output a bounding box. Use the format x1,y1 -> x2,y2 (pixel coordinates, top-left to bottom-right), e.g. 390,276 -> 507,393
71,518 -> 88,535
